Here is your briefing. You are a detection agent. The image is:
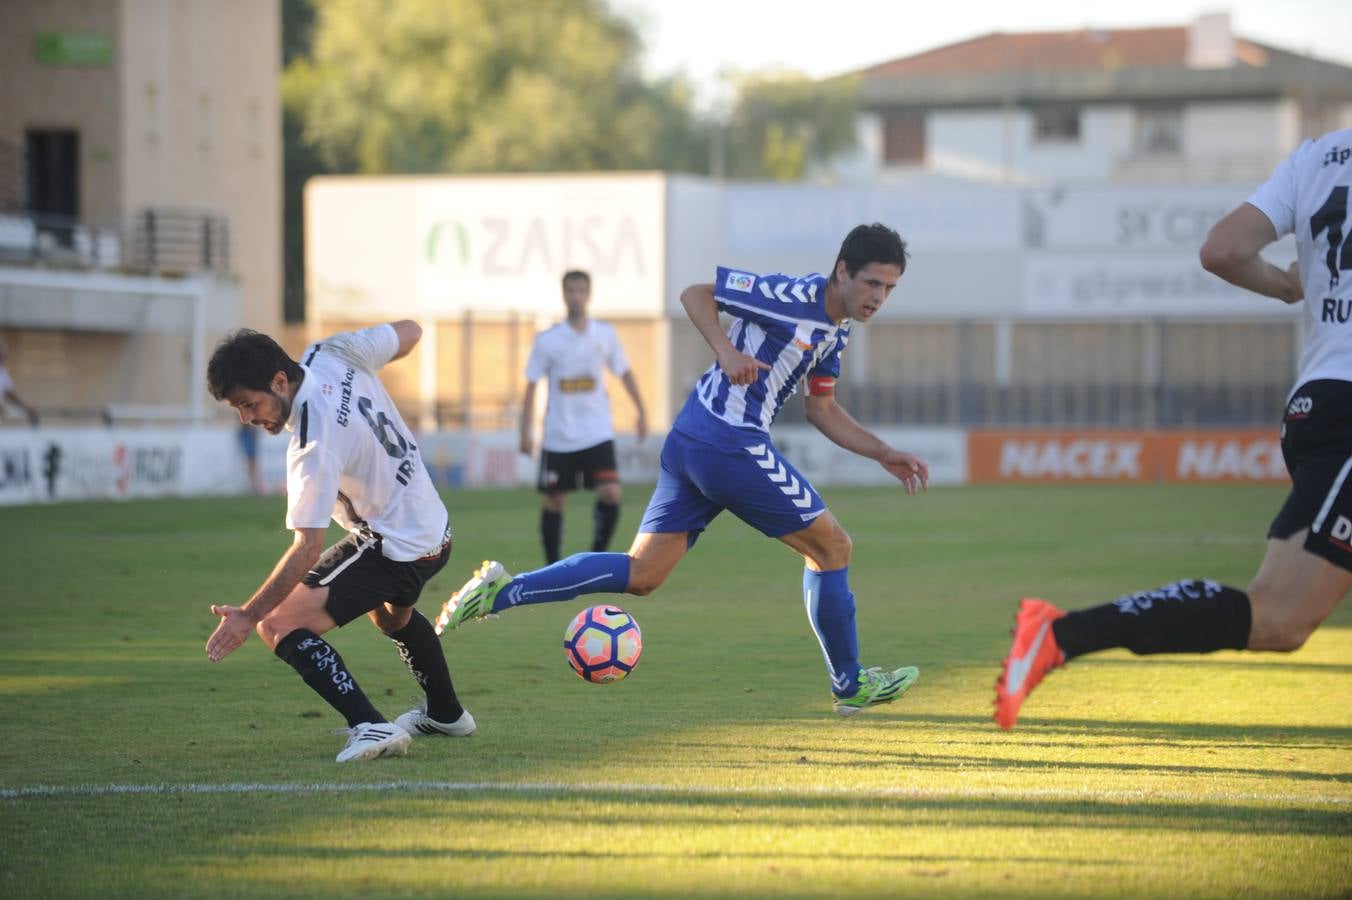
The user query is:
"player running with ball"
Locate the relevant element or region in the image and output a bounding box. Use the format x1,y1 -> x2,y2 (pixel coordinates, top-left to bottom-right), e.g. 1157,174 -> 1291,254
439,223 -> 930,716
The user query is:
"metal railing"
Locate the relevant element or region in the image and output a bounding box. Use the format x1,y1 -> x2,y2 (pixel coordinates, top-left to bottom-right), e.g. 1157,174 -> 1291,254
0,206 -> 230,275
124,208 -> 230,274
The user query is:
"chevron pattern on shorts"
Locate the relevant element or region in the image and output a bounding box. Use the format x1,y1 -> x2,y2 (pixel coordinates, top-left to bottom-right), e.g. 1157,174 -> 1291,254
745,443 -> 814,508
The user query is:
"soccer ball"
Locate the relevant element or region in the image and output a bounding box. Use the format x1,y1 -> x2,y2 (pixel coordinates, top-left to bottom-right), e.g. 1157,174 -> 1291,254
563,605 -> 642,684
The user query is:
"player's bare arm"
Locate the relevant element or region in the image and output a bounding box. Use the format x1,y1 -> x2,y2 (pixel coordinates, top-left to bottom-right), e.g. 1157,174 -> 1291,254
620,370 -> 648,439
206,526 -> 326,662
388,319 -> 423,360
4,386 -> 38,424
804,393 -> 928,494
519,379 -> 538,454
1199,203 -> 1302,303
680,283 -> 771,385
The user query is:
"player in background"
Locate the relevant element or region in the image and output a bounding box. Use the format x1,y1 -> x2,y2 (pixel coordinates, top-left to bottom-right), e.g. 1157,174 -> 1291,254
439,224 -> 930,716
204,323 -> 474,761
522,270 -> 648,563
0,339 -> 39,426
994,128 -> 1352,729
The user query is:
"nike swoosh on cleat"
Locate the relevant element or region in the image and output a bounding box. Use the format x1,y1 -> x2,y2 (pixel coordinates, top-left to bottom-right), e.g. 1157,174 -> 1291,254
1003,620 -> 1052,696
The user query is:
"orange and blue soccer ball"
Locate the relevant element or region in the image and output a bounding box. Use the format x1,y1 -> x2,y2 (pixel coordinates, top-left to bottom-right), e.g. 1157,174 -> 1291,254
563,605 -> 642,684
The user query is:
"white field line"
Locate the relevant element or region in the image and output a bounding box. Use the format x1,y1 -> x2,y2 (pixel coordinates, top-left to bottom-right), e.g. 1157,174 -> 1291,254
1,780 -> 1348,805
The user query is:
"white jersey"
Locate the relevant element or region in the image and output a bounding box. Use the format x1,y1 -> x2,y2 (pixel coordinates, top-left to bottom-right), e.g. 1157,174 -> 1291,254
1247,127 -> 1352,390
525,319 -> 629,453
284,325 -> 448,561
0,363 -> 15,419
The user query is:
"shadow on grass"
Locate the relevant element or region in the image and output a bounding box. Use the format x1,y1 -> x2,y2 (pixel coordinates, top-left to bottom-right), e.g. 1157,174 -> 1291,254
1074,658 -> 1352,675
308,790 -> 1352,839
647,742 -> 1351,784
892,713 -> 1352,745
238,843 -> 1125,867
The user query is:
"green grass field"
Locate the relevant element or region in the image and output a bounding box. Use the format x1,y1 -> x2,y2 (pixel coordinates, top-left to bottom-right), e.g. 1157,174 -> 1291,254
2,484 -> 1349,898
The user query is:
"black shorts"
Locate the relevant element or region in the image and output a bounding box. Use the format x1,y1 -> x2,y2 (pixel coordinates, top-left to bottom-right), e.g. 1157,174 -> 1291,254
537,440 -> 619,493
303,528 -> 452,627
1268,379 -> 1352,571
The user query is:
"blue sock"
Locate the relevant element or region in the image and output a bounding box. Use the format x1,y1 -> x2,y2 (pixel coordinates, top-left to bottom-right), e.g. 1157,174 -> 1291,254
803,566 -> 862,697
492,552 -> 632,612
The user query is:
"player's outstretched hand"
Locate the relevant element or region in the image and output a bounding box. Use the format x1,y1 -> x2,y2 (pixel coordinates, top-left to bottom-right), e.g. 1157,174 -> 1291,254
717,348 -> 772,386
206,604 -> 254,661
881,450 -> 929,495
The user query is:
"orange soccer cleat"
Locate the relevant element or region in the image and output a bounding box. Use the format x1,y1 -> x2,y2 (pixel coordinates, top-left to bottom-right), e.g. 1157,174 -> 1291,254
994,598 -> 1067,731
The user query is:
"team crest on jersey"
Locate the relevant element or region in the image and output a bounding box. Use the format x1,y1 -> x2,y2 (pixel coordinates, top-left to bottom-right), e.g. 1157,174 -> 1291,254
724,271 -> 755,292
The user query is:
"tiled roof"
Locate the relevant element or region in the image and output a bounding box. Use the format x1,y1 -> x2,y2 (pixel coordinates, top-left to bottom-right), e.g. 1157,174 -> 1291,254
856,28 -> 1272,78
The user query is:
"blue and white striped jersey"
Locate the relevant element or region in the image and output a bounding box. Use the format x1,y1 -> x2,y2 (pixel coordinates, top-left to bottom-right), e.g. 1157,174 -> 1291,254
673,266 -> 851,444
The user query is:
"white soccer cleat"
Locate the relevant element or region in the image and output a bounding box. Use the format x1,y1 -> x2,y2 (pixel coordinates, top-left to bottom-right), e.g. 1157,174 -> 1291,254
394,703 -> 477,737
335,721 -> 412,763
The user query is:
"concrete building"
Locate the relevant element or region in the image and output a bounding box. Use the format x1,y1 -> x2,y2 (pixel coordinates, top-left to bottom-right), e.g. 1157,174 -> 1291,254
0,0 -> 281,420
833,13 -> 1352,186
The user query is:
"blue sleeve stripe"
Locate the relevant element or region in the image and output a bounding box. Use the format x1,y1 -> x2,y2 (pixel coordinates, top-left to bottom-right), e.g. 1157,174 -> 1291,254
718,297 -> 814,327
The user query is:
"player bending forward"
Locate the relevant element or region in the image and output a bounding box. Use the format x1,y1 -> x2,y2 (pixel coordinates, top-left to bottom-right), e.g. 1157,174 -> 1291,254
994,128 -> 1352,729
205,323 -> 474,761
439,224 -> 930,716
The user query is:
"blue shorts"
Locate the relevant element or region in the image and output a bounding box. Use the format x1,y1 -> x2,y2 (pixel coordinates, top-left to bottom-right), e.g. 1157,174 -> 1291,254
638,428 -> 827,541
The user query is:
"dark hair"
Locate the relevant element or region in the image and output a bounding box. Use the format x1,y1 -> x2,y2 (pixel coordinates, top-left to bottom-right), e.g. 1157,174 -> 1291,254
561,270 -> 591,289
206,329 -> 302,400
832,223 -> 909,281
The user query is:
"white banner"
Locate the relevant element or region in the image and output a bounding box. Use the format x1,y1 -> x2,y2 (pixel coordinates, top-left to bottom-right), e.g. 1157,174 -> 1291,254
0,425 -> 967,506
302,427 -> 964,496
766,426 -> 967,487
445,428 -> 967,491
723,185 -> 1021,252
1023,253 -> 1299,318
415,176 -> 665,317
1023,185 -> 1241,251
0,427 -> 251,505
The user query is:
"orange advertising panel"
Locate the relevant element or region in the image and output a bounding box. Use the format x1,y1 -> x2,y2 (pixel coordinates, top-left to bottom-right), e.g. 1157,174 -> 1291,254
1155,431 -> 1286,482
967,430 -> 1286,483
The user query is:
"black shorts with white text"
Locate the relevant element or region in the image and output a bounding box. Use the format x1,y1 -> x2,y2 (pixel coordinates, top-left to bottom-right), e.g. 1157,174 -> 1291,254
303,528 -> 452,627
1269,379 -> 1352,571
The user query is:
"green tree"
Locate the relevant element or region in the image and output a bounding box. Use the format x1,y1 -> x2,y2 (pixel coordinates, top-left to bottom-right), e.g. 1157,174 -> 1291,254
282,0 -> 321,322
283,0 -> 706,174
722,73 -> 860,181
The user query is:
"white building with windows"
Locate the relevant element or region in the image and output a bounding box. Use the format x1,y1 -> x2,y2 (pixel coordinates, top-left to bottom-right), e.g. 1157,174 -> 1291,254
834,13 -> 1352,186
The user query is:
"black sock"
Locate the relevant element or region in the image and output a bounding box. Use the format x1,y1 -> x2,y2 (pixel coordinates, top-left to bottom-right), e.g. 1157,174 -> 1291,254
274,628 -> 384,728
1052,579 -> 1252,660
592,500 -> 620,552
385,610 -> 464,723
541,509 -> 563,563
